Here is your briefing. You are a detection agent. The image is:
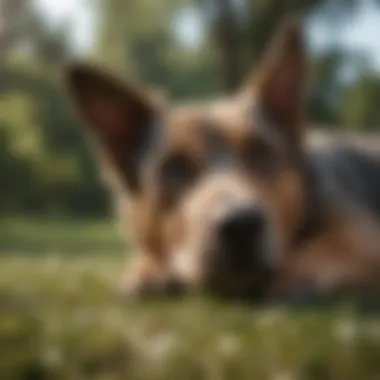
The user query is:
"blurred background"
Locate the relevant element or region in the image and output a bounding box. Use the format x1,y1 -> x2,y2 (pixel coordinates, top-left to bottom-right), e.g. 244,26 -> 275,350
2,0 -> 380,219
2,1 -> 380,379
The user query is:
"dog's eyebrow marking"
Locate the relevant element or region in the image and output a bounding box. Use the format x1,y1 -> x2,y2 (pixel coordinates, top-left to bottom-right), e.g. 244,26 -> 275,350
157,151 -> 200,189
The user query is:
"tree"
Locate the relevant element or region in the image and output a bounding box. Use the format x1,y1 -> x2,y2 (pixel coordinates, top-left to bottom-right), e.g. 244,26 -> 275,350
197,0 -> 240,92
197,0 -> 380,97
0,0 -> 107,216
340,72 -> 380,130
93,0 -> 220,99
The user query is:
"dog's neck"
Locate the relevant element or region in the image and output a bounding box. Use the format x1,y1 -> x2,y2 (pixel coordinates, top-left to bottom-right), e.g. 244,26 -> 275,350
290,152 -> 325,251
252,105 -> 325,252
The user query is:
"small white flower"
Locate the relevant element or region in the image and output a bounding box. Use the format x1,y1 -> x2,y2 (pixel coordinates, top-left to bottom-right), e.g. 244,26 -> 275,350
146,332 -> 180,361
126,325 -> 181,362
333,318 -> 356,344
272,371 -> 295,380
103,309 -> 125,330
255,308 -> 284,330
41,347 -> 63,368
364,321 -> 380,342
217,334 -> 241,357
72,308 -> 94,326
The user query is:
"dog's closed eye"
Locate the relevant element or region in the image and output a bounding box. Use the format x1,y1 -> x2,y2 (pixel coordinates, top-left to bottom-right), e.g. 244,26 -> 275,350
243,137 -> 280,177
158,153 -> 200,196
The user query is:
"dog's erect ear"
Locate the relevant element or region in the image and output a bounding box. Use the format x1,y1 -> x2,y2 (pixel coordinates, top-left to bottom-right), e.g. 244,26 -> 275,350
252,18 -> 307,142
65,64 -> 157,192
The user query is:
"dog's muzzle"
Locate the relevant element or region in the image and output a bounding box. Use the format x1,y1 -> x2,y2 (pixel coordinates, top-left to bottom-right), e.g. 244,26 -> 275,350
211,205 -> 273,278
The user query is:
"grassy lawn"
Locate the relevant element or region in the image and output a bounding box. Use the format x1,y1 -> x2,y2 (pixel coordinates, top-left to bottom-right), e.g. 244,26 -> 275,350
0,218 -> 380,379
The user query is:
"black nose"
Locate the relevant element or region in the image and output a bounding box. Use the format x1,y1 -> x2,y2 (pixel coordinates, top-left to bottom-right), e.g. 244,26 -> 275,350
217,206 -> 265,250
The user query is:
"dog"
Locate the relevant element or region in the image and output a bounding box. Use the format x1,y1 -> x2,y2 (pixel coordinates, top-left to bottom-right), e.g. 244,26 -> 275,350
65,18 -> 380,300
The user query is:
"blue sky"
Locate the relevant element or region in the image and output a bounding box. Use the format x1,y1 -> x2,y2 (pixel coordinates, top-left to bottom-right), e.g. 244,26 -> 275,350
35,0 -> 380,70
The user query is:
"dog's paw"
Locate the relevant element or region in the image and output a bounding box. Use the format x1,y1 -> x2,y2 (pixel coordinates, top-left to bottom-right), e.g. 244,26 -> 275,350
117,271 -> 183,300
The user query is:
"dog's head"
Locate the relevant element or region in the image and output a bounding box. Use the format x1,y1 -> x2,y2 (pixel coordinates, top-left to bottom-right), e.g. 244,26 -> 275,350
65,19 -> 308,297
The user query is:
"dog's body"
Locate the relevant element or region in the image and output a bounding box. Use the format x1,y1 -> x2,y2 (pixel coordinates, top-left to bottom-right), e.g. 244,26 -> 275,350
270,141 -> 380,297
65,19 -> 380,301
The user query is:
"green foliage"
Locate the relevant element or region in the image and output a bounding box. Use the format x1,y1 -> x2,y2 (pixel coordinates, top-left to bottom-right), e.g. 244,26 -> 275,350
1,0 -> 380,216
0,59 -> 108,216
340,72 -> 380,130
0,217 -> 125,255
93,0 -> 220,99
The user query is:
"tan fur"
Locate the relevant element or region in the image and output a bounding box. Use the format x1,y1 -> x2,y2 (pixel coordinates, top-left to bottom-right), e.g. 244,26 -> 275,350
271,208 -> 380,295
66,17 -> 380,299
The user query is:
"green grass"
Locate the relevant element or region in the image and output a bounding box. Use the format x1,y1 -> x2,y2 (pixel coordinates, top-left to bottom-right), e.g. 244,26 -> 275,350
0,217 -> 126,256
1,218 -> 380,380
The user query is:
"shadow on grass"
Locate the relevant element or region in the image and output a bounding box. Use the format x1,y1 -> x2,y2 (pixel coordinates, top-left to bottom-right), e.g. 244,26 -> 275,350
282,291 -> 380,317
199,284 -> 380,319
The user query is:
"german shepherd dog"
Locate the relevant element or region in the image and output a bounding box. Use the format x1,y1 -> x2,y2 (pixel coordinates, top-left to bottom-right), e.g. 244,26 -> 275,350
65,19 -> 380,301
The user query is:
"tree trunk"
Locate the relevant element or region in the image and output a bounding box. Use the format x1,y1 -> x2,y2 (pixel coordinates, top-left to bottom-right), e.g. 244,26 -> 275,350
213,0 -> 240,93
198,0 -> 240,93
